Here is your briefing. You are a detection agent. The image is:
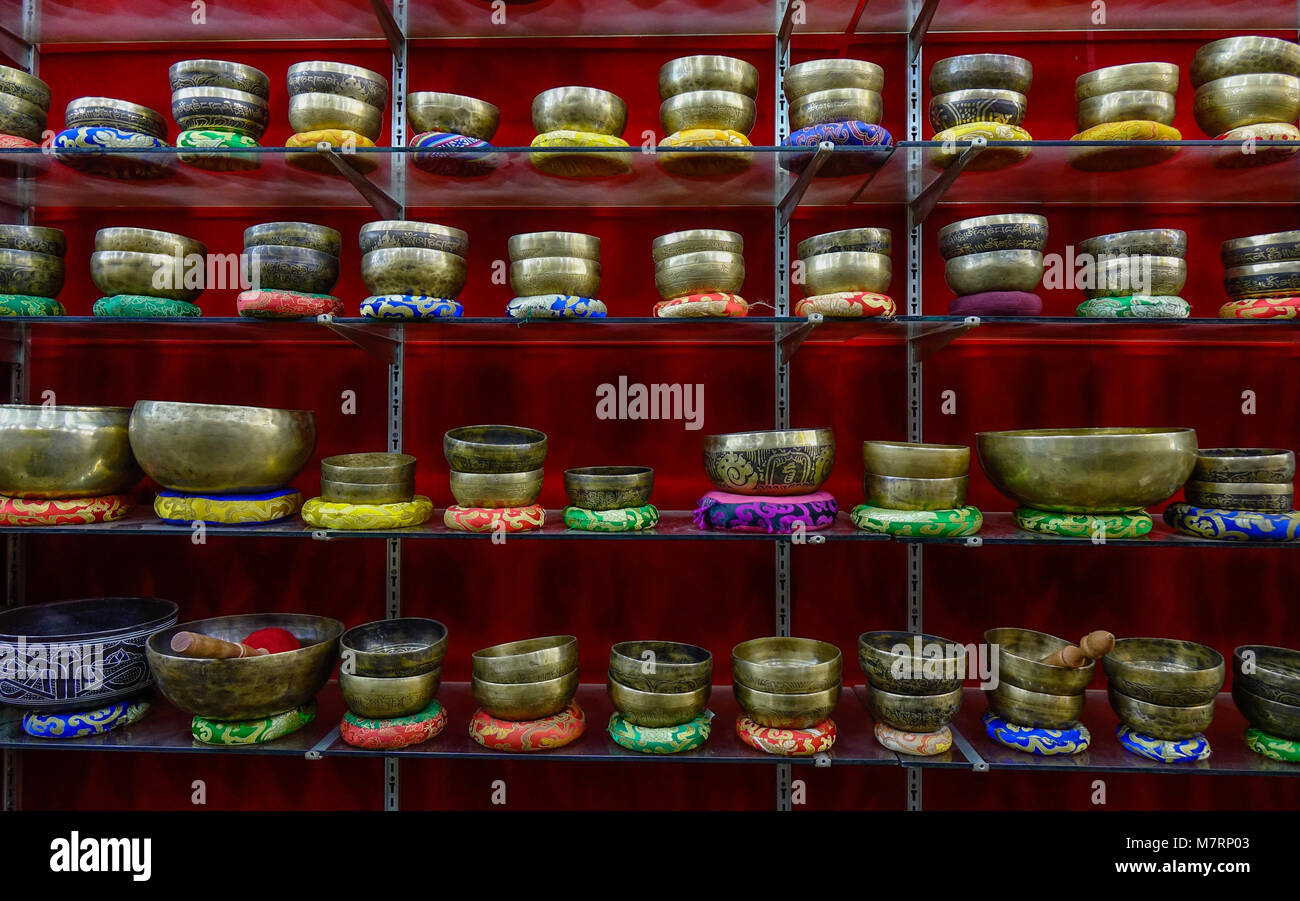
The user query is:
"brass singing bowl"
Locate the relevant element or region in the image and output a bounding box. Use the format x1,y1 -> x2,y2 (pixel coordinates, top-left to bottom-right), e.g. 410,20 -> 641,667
651,229 -> 742,264
1194,448 -> 1295,483
90,251 -> 201,303
858,630 -> 965,695
1223,260 -> 1300,299
362,247 -> 467,299
288,92 -> 383,142
1191,35 -> 1300,89
0,249 -> 64,299
735,682 -> 840,729
975,427 -> 1198,513
660,55 -> 759,101
169,58 -> 270,98
473,669 -> 578,721
286,60 -> 389,108
407,91 -> 500,141
929,53 -> 1032,95
0,62 -> 51,110
865,683 -> 962,732
1085,254 -> 1186,299
1075,62 -> 1180,101
340,617 -> 448,678
171,86 -> 269,139
732,636 -> 842,694
862,441 -> 969,480
1233,682 -> 1300,740
802,250 -> 890,296
944,249 -> 1043,295
1077,89 -> 1176,131
244,222 -> 341,256
987,681 -> 1084,729
660,90 -> 756,135
983,627 -> 1094,695
1103,637 -> 1225,707
95,227 -> 207,260
1193,73 -> 1300,137
246,244 -> 339,295
146,613 -> 343,721
321,476 -> 414,505
654,250 -> 743,300
65,96 -> 167,139
784,58 -> 884,103
1221,230 -> 1300,268
0,405 -> 140,498
1109,687 -> 1215,740
864,473 -> 967,511
128,400 -> 317,493
798,227 -> 890,260
509,231 -> 600,262
702,427 -> 835,495
1078,228 -> 1187,260
936,214 -> 1047,260
0,91 -> 45,142
609,640 -> 711,693
449,468 -> 543,508
0,224 -> 65,257
928,88 -> 1026,132
359,220 -> 468,257
532,86 -> 627,137
444,425 -> 547,474
321,452 -> 417,485
608,675 -> 711,727
1234,645 -> 1300,704
1184,479 -> 1292,512
565,465 -> 653,510
340,668 -> 441,719
473,635 -> 578,684
510,256 -> 600,298
789,88 -> 881,130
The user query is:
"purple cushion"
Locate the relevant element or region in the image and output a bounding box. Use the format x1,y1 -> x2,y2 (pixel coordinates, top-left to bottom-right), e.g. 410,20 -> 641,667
948,292 -> 1042,316
693,490 -> 838,533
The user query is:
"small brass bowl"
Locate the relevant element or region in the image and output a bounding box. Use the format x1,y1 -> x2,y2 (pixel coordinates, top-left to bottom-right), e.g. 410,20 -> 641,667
1103,637 -> 1225,707
1233,682 -> 1300,740
288,92 -> 383,142
472,635 -> 578,684
95,227 -> 206,259
862,440 -> 969,479
863,473 -> 968,511
1194,448 -> 1295,484
1075,62 -> 1180,101
1234,645 -> 1300,703
988,681 -> 1084,729
858,630 -> 965,695
928,88 -> 1026,132
509,231 -> 600,262
803,250 -> 891,296
0,224 -> 65,257
1191,35 -> 1300,89
449,468 -> 544,508
0,91 -> 45,142
286,60 -> 388,108
735,682 -> 840,728
532,86 -> 627,137
472,669 -> 578,721
984,627 -> 1094,695
361,247 -> 468,299
607,674 -> 711,727
937,214 -> 1047,259
1085,254 -> 1186,299
90,250 -> 200,302
732,636 -> 841,694
651,229 -> 742,264
784,58 -> 884,102
0,404 -> 139,499
609,640 -> 711,693
321,452 -> 417,485
798,228 -> 890,260
510,256 -> 601,297
169,59 -> 270,98
0,62 -> 51,110
929,53 -> 1032,94
1193,73 -> 1300,137
660,90 -> 756,135
564,465 -> 653,510
0,249 -> 64,298
340,617 -> 448,677
654,250 -> 743,300
247,244 -> 340,295
407,91 -> 500,141
789,87 -> 881,130
702,427 -> 834,495
65,96 -> 166,139
1221,230 -> 1300,268
171,86 -> 269,139
340,668 -> 441,719
1223,260 -> 1300,300
944,249 -> 1044,295
1184,479 -> 1292,513
359,220 -> 468,257
321,476 -> 414,505
1109,687 -> 1215,740
1076,89 -> 1176,131
444,425 -> 547,474
1078,228 -> 1187,260
660,55 -> 759,101
865,683 -> 962,732
244,222 -> 341,256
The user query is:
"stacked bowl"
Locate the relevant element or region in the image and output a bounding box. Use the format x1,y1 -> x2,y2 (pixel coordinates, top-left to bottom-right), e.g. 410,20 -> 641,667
91,227 -> 206,318
982,627 -> 1094,756
563,465 -> 657,532
1165,447 -> 1300,542
239,221 -> 342,318
607,640 -> 713,754
470,636 -> 584,751
859,631 -> 965,756
169,59 -> 269,172
1070,62 -> 1181,171
1232,645 -> 1300,762
939,214 -> 1046,315
338,618 -> 449,749
1219,230 -> 1300,319
360,220 -> 468,319
657,54 -> 758,176
781,58 -> 890,176
508,231 -> 606,319
1105,637 -> 1224,762
652,229 -> 745,318
407,90 -> 499,177
55,95 -> 171,179
285,61 -> 387,174
697,428 -> 837,533
794,227 -> 895,319
0,224 -> 66,316
301,452 -> 432,531
0,63 -> 51,176
733,637 -> 841,756
530,86 -> 630,178
1193,36 -> 1300,168
444,425 -> 547,533
851,440 -> 981,537
928,54 -> 1032,171
1075,228 -> 1189,319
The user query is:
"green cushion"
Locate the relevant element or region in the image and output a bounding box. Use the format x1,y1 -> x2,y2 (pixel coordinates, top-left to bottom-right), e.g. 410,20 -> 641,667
850,503 -> 982,537
608,710 -> 712,754
563,504 -> 659,532
191,702 -> 316,745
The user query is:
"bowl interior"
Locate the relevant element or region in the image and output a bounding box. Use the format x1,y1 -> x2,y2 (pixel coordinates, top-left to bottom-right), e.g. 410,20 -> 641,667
612,640 -> 711,669
858,630 -> 965,663
148,613 -> 343,659
446,425 -> 546,448
0,597 -> 177,642
1109,638 -> 1224,675
475,635 -> 576,663
734,637 -> 839,668
341,618 -> 447,656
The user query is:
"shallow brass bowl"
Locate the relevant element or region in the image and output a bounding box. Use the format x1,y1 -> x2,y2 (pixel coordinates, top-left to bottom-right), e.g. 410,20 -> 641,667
407,91 -> 499,141
1223,260 -> 1300,300
244,222 -> 341,256
340,617 -> 448,678
288,92 -> 382,142
654,250 -> 744,300
90,250 -> 201,303
65,96 -> 166,139
564,466 -> 653,510
862,440 -> 969,480
361,247 -> 467,299
937,214 -> 1047,259
0,249 -> 64,299
1109,687 -> 1215,740
929,53 -> 1032,94
1075,62 -> 1180,101
735,682 -> 839,728
1077,228 -> 1187,260
1233,681 -> 1300,740
0,224 -> 65,257
1191,36 -> 1300,89
789,88 -> 881,130
340,668 -> 441,719
988,681 -> 1084,729
660,90 -> 756,135
928,88 -> 1026,131
0,91 -> 45,142
169,59 -> 270,98
983,627 -> 1094,695
509,231 -> 600,262
510,256 -> 600,298
532,86 -> 627,137
798,227 -> 890,259
651,229 -> 742,264
1193,73 -> 1300,137
784,58 -> 884,102
660,55 -> 759,101
1234,645 -> 1300,704
1184,479 -> 1292,513
1076,89 -> 1176,130
0,404 -> 139,498
359,220 -> 468,257
607,675 -> 711,727
472,669 -> 578,721
320,476 -> 414,505
247,244 -> 339,294
0,62 -> 51,110
1221,230 -> 1300,268
128,400 -> 316,493
321,452 -> 416,484
858,630 -> 965,695
1085,254 -> 1186,299
609,640 -> 711,693
472,635 -> 578,684
444,425 -> 547,474
732,636 -> 841,694
803,250 -> 890,296
449,468 -> 544,508
1103,637 -> 1225,707
864,473 -> 967,511
944,249 -> 1043,295
95,227 -> 206,259
171,86 -> 269,139
865,683 -> 962,732
1194,448 -> 1294,484
702,427 -> 834,495
286,61 -> 388,109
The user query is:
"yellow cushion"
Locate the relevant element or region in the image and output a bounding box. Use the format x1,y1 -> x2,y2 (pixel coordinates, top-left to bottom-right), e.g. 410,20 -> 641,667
659,128 -> 752,176
930,122 -> 1032,171
285,130 -> 379,175
531,130 -> 631,177
1068,120 -> 1181,171
301,495 -> 433,530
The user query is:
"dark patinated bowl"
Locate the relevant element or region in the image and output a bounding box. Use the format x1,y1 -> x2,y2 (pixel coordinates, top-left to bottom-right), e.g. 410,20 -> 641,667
564,466 -> 654,510
1232,681 -> 1300,740
444,425 -> 547,474
797,227 -> 891,259
607,675 -> 711,727
928,88 -> 1026,132
1077,228 -> 1187,259
1233,645 -> 1300,706
987,680 -> 1085,729
244,222 -> 342,256
320,452 -> 417,485
609,640 -> 712,692
286,60 -> 388,109
1103,638 -> 1225,707
1220,230 -> 1300,268
1108,686 -> 1215,740
340,668 -> 440,719
858,630 -> 965,695
732,636 -> 841,693
702,428 -> 835,495
0,62 -> 52,110
0,404 -> 140,498
448,469 -> 543,508
358,220 -> 468,257
0,91 -> 46,142
321,476 -> 414,505
472,635 -> 577,684
247,244 -> 340,294
0,225 -> 66,257
340,617 -> 448,677
169,59 -> 270,98
734,681 -> 839,729
407,91 -> 500,141
171,86 -> 269,139
865,682 -> 963,732
1194,448 -> 1295,484
984,627 -> 1094,695
472,669 -> 578,721
94,227 -> 206,259
65,96 -> 167,140
361,247 -> 467,299
0,249 -> 64,299
937,214 -> 1047,260
90,251 -> 200,303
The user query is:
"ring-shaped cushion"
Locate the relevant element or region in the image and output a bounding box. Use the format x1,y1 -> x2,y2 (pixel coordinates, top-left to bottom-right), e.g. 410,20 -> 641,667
155,488 -> 302,525
1014,506 -> 1153,538
176,129 -> 260,171
795,292 -> 895,318
658,128 -> 752,176
736,715 -> 836,756
22,699 -> 150,738
94,295 -> 202,318
1163,502 -> 1300,541
469,702 -> 584,751
1244,727 -> 1300,762
608,710 -> 712,754
563,504 -> 659,532
1116,724 -> 1211,762
53,127 -> 172,179
654,293 -> 748,318
930,122 -> 1032,171
192,702 -> 317,745
850,503 -> 982,537
0,295 -> 65,316
0,133 -> 49,177
949,291 -> 1042,316
874,722 -> 953,756
285,130 -> 379,174
409,131 -> 498,176
1213,122 -> 1300,169
507,295 -> 607,319
782,121 -> 892,176
694,490 -> 837,533
983,711 -> 1091,755
340,699 -> 448,750
1219,296 -> 1300,319
0,494 -> 131,526
362,295 -> 463,319
1068,121 -> 1181,172
530,130 -> 631,178
236,289 -> 343,319
1076,296 -> 1189,318
443,504 -> 545,533
301,495 -> 433,530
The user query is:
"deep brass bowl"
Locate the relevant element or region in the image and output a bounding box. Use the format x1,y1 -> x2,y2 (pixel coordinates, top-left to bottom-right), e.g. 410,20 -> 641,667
1085,254 -> 1186,299
247,244 -> 340,295
448,469 -> 544,508
988,680 -> 1085,729
340,668 -> 441,719
1075,62 -> 1180,101
803,250 -> 891,296
1233,681 -> 1300,740
1078,228 -> 1187,259
128,400 -> 317,493
732,636 -> 842,693
789,88 -> 881,130
609,640 -> 711,693
407,91 -> 500,141
651,229 -> 742,264
702,428 -> 834,495
660,55 -> 760,100
0,249 -> 64,299
509,231 -> 600,262
244,222 -> 341,256
928,88 -> 1026,131
95,227 -> 207,260
937,214 -> 1047,259
1223,260 -> 1300,300
472,669 -> 578,721
862,441 -> 970,479
784,58 -> 884,102
864,473 -> 967,511
286,60 -> 388,109
1234,645 -> 1300,706
171,86 -> 269,139
90,251 -> 201,303
444,425 -> 547,474
1109,687 -> 1215,740
1194,448 -> 1295,483
0,91 -> 45,142
1103,637 -> 1225,707
472,635 -> 578,684
1221,230 -> 1300,268
660,90 -> 756,135
0,62 -> 51,110
865,683 -> 962,732
1191,36 -> 1300,88
929,53 -> 1032,94
532,86 -> 627,137
1076,89 -> 1176,130
321,476 -> 414,505
564,466 -> 653,510
169,59 -> 270,98
1193,73 -> 1300,137
735,682 -> 840,728
288,92 -> 383,142
944,249 -> 1044,295
0,224 -> 65,257
340,617 -> 448,678
983,627 -> 1094,695
1184,479 -> 1292,513
975,427 -> 1198,513
0,404 -> 140,498
359,221 -> 468,257
321,452 -> 417,485
510,256 -> 601,298
361,247 -> 467,299
65,96 -> 166,139
607,674 -> 711,727
146,613 -> 343,721
798,227 -> 890,260
654,250 -> 744,300
858,630 -> 965,695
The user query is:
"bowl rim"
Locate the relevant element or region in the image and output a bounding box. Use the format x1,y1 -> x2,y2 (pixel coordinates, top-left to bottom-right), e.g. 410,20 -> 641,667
1106,636 -> 1225,675
982,625 -> 1096,677
472,634 -> 577,665
0,597 -> 178,643
610,638 -> 712,671
0,403 -> 129,415
732,635 -> 842,669
975,426 -> 1195,439
146,612 -> 344,661
340,616 -> 448,653
565,465 -> 654,481
862,439 -> 968,453
131,398 -> 316,417
1233,644 -> 1300,686
1108,684 -> 1217,714
444,424 -> 548,448
471,665 -> 579,690
936,213 -> 1047,239
857,629 -> 966,662
703,427 -> 834,450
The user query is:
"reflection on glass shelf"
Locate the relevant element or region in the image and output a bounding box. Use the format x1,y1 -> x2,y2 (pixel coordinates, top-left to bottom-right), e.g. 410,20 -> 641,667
911,0 -> 1297,32
905,512 -> 1300,547
926,316 -> 1300,348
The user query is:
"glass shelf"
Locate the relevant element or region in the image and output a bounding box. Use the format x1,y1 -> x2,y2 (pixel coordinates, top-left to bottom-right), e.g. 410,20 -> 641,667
902,512 -> 1300,547
904,0 -> 1298,33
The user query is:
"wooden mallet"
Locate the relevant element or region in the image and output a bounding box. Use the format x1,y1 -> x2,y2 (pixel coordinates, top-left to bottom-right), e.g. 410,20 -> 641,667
170,631 -> 269,659
1041,630 -> 1115,668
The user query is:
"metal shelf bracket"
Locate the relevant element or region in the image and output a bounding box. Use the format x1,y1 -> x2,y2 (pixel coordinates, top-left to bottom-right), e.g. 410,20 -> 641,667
908,0 -> 942,61
314,314 -> 400,363
321,148 -> 402,220
778,142 -> 834,227
369,0 -> 405,57
777,313 -> 823,364
949,725 -> 990,772
909,137 -> 986,223
906,315 -> 980,361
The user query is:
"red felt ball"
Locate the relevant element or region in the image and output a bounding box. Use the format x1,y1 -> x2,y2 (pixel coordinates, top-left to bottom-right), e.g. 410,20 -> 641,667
243,627 -> 300,654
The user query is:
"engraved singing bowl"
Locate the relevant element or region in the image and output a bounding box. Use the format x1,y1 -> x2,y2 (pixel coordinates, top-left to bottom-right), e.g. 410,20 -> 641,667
863,473 -> 968,511
1191,35 -> 1300,89
340,668 -> 441,719
1103,638 -> 1225,707
607,675 -> 711,727
798,227 -> 891,259
1194,448 -> 1295,483
286,60 -> 389,108
0,62 -> 52,110
660,55 -> 759,101
90,251 -> 202,303
65,96 -> 167,139
472,669 -> 578,721
407,91 -> 500,141
1077,228 -> 1187,260
1223,260 -> 1300,300
320,476 -> 414,505
1193,73 -> 1300,137
444,425 -> 547,474
509,231 -> 600,262
1108,687 -> 1215,740
169,59 -> 270,98
1085,255 -> 1186,299
862,440 -> 970,480
929,53 -> 1032,94
928,89 -> 1026,132
510,256 -> 600,297
0,91 -> 45,142
702,427 -> 834,495
564,466 -> 653,510
609,640 -> 712,693
1232,682 -> 1300,740
171,86 -> 269,139
734,682 -> 839,729
1075,62 -> 1180,101
147,613 -> 342,721
448,469 -> 544,508
651,229 -> 742,264
802,250 -> 891,296
361,247 -> 468,299
660,90 -> 756,135
944,249 -> 1044,295
789,87 -> 881,130
0,597 -> 178,712
95,226 -> 206,259
288,92 -> 383,141
858,630 -> 965,695
987,681 -> 1084,729
784,58 -> 884,103
0,224 -> 65,257
247,244 -> 340,294
1076,89 -> 1176,131
0,404 -> 140,499
0,249 -> 64,298
532,86 -> 627,137
975,427 -> 1198,513
732,637 -> 842,694
359,220 -> 468,257
1234,645 -> 1300,705
983,627 -> 1094,695
321,452 -> 417,485
1184,479 -> 1292,512
244,222 -> 342,256
340,617 -> 448,678
936,214 -> 1047,260
128,400 -> 317,494
472,635 -> 577,684
865,683 -> 962,732
654,250 -> 744,300
1221,230 -> 1300,268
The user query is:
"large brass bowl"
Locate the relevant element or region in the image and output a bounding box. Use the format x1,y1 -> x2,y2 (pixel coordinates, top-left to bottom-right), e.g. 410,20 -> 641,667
509,231 -> 600,262
244,222 -> 341,256
1232,682 -> 1300,740
1075,62 -> 1180,101
564,466 -> 653,510
169,59 -> 270,98
0,404 -> 140,498
660,90 -> 756,135
1103,637 -> 1225,706
65,96 -> 166,139
734,682 -> 839,728
0,249 -> 64,299
1085,254 -> 1186,299
95,226 -> 206,259
789,87 -> 881,130
609,640 -> 711,693
928,88 -> 1027,131
936,214 -> 1047,260
472,635 -> 577,684
784,59 -> 884,102
449,469 -> 544,508
660,55 -> 759,100
444,425 -> 547,474
407,91 -> 499,141
0,62 -> 52,110
863,473 -> 967,511
146,613 -> 343,720
702,427 -> 834,495
359,220 -> 468,257
1193,73 -> 1300,137
802,250 -> 891,296
987,680 -> 1084,729
340,668 -> 441,719
1223,260 -> 1300,300
652,229 -> 742,264
321,452 -> 417,485
0,91 -> 45,142
798,227 -> 890,260
510,256 -> 600,298
532,86 -> 627,137
90,251 -> 201,303
0,224 -> 65,257
286,60 -> 388,108
858,630 -> 965,695
944,249 -> 1043,295
1233,645 -> 1300,705
1108,687 -> 1215,740
1221,230 -> 1300,268
340,617 -> 448,677
975,427 -> 1198,513
929,53 -> 1032,94
247,244 -> 340,295
1078,228 -> 1187,260
1076,89 -> 1176,130
288,92 -> 382,142
732,636 -> 841,693
1191,36 -> 1300,88
983,627 -> 1094,695
128,400 -> 317,493
472,669 -> 578,721
607,675 -> 711,727
655,250 -> 744,300
361,247 -> 467,299
865,683 -> 962,732
1194,448 -> 1294,484
862,440 -> 969,479
171,86 -> 269,139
